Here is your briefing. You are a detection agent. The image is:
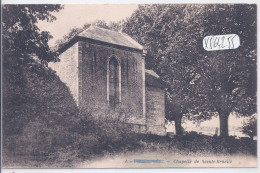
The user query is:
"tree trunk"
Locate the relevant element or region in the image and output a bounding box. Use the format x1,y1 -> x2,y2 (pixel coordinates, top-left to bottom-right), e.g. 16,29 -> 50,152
219,113 -> 230,137
175,115 -> 183,136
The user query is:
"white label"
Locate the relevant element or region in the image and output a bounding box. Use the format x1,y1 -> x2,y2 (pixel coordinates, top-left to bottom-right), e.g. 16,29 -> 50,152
203,34 -> 240,51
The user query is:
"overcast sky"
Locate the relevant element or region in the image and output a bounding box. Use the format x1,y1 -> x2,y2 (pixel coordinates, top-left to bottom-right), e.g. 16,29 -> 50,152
37,4 -> 138,47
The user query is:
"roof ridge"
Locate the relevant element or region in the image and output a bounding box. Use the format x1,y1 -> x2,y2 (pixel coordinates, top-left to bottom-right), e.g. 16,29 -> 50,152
92,25 -> 120,33
77,25 -> 143,50
79,25 -> 127,37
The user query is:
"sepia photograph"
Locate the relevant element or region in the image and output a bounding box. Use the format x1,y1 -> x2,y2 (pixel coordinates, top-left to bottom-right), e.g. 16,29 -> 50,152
1,2 -> 257,169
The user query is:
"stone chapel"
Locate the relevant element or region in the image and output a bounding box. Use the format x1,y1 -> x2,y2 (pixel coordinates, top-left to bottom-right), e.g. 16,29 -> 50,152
49,26 -> 166,136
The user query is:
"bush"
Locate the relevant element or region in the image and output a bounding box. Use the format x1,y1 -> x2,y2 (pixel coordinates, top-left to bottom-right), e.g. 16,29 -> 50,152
2,54 -> 140,167
241,115 -> 257,139
69,111 -> 137,156
2,55 -> 78,166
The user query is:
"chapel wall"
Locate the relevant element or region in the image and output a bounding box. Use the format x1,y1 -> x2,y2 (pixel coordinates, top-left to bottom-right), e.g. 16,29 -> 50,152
146,86 -> 166,136
49,42 -> 79,105
78,41 -> 145,124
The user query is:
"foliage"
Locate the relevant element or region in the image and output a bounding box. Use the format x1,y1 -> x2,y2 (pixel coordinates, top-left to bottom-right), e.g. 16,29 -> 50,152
193,4 -> 257,136
4,133 -> 257,167
70,111 -> 136,155
2,54 -> 79,159
2,4 -> 63,62
1,4 -> 84,165
123,4 -> 257,136
123,4 -> 209,135
2,55 -> 135,165
241,115 -> 257,139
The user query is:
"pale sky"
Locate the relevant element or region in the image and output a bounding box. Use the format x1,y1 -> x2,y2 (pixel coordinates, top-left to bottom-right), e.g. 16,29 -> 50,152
37,4 -> 138,47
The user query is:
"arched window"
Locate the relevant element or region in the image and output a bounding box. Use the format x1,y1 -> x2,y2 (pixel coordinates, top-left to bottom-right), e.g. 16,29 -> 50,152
107,56 -> 121,107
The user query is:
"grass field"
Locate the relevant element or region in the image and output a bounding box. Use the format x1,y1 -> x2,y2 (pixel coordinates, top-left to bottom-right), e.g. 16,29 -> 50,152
3,133 -> 257,168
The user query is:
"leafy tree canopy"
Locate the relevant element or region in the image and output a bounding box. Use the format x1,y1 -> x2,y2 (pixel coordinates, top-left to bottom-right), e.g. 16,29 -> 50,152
2,4 -> 63,62
123,4 -> 256,136
241,115 -> 257,139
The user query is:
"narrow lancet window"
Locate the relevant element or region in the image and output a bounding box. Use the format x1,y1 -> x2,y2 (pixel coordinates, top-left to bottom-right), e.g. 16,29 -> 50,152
109,57 -> 119,107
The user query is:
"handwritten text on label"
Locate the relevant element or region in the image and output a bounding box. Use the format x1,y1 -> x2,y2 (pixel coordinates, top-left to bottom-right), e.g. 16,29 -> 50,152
203,34 -> 240,51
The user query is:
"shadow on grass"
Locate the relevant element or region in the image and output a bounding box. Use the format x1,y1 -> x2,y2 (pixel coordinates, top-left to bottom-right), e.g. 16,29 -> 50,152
3,133 -> 256,168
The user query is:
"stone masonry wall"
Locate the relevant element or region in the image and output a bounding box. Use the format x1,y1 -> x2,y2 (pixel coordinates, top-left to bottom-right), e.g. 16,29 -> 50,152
49,43 -> 79,105
49,40 -> 167,136
79,41 -> 145,125
146,86 -> 166,136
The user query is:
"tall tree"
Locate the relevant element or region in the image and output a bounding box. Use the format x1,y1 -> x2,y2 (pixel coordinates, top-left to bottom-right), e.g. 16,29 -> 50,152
2,4 -> 64,136
123,4 -> 256,136
196,4 -> 257,136
2,4 -> 63,62
124,4 -> 208,135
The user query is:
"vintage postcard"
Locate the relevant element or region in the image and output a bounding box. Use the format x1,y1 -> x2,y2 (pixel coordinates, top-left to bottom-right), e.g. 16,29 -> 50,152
1,2 -> 257,169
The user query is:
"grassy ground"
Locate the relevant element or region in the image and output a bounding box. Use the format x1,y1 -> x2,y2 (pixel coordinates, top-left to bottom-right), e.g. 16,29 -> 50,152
3,133 -> 257,168
77,151 -> 257,168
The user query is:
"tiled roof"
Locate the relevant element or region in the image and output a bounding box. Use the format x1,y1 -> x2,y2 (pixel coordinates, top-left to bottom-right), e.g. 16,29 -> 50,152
78,26 -> 143,50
